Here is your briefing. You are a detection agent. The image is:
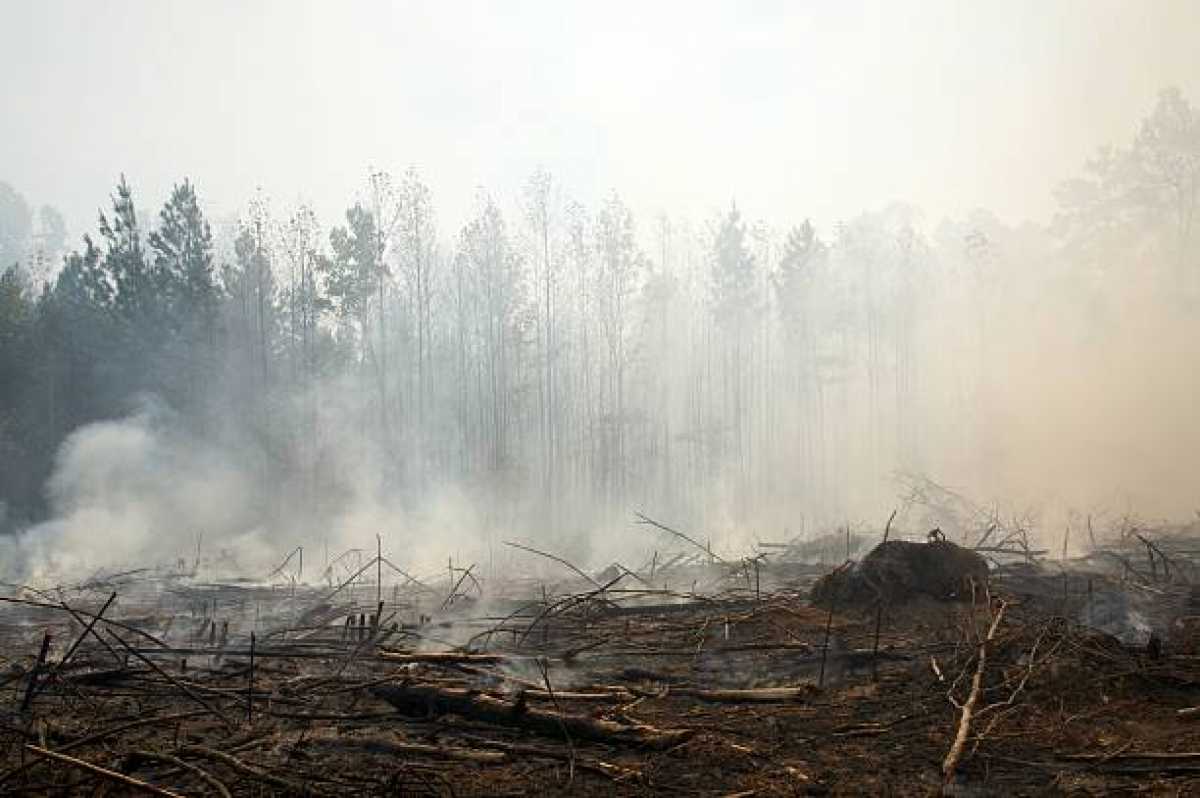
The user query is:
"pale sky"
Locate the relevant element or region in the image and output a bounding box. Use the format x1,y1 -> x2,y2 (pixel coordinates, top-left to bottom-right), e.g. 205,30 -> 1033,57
3,0 -> 1199,241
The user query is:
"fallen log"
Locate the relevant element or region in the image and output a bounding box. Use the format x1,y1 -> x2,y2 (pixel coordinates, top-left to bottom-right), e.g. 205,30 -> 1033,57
669,685 -> 818,703
458,735 -> 642,781
297,734 -> 507,763
1057,751 -> 1200,774
371,683 -> 692,749
522,688 -> 634,702
377,651 -> 511,665
1061,751 -> 1200,762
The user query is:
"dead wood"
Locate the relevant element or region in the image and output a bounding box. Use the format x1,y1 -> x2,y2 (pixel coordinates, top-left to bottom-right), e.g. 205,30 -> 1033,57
177,745 -> 313,795
24,744 -> 185,797
668,685 -> 818,703
504,540 -> 601,588
297,733 -> 508,763
108,630 -> 234,731
8,522 -> 1200,795
130,750 -> 233,798
377,650 -> 511,665
20,631 -> 52,712
0,709 -> 208,787
522,687 -> 634,702
370,682 -> 693,749
50,591 -> 117,679
635,512 -> 729,564
1060,751 -> 1200,762
942,599 -> 1008,789
458,735 -> 643,781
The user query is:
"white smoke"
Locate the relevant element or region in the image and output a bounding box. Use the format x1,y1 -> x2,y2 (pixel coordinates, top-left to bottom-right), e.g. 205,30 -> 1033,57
1,402 -> 266,583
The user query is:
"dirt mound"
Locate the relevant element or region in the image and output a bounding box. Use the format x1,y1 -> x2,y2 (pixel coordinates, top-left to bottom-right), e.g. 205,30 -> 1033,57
811,539 -> 989,606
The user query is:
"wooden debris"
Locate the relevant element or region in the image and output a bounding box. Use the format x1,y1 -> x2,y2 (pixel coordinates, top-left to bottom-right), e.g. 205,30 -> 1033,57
24,745 -> 185,798
370,683 -> 693,749
942,600 -> 1008,789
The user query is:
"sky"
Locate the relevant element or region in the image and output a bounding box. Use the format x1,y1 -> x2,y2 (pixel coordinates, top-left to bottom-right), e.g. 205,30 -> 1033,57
3,0 -> 1199,242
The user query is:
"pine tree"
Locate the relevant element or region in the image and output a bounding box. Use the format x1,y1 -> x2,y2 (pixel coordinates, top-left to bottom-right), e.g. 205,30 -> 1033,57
150,179 -> 218,335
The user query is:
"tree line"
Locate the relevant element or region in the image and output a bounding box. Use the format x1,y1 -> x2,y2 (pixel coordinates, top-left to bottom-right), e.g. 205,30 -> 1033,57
1,88 -> 1196,548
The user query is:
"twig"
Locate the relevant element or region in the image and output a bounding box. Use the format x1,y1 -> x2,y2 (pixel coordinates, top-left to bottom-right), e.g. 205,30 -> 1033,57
634,512 -> 729,565
882,508 -> 897,544
504,541 -> 600,588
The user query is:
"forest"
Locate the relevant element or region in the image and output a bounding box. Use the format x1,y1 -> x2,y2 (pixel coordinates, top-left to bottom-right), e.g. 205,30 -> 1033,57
0,86 -> 1197,577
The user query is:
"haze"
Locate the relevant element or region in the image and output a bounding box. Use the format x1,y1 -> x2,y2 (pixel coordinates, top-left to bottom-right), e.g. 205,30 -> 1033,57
4,0 -> 1199,235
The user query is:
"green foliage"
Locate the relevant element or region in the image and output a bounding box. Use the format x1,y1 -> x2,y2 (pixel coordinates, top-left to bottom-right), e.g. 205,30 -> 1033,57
149,180 -> 218,333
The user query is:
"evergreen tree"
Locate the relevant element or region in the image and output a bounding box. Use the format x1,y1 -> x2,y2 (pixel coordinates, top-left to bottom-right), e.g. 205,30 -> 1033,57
149,179 -> 218,335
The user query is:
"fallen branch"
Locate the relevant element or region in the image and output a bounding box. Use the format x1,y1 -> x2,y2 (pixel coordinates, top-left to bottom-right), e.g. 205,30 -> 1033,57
634,512 -> 729,565
297,734 -> 507,763
669,686 -> 818,703
504,540 -> 601,588
1061,751 -> 1200,762
377,650 -> 511,665
131,751 -> 232,798
24,745 -> 184,798
51,591 -> 117,678
459,735 -> 642,781
942,599 -> 1008,789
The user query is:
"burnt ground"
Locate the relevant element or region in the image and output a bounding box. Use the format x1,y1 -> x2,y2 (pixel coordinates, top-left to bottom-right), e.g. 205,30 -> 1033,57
3,538 -> 1200,796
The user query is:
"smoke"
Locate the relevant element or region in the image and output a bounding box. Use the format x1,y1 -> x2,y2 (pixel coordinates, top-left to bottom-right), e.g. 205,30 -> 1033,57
925,223 -> 1200,531
1,401 -> 260,583
0,388 -> 617,587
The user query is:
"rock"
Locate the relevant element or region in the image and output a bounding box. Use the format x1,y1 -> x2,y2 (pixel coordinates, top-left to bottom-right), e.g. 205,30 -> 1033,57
811,539 -> 989,606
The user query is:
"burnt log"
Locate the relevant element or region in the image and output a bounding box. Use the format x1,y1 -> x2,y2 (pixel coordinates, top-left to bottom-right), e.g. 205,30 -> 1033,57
371,683 -> 692,749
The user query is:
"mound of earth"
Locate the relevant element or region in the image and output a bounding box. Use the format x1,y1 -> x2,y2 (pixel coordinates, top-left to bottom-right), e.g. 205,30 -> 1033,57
811,539 -> 989,606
